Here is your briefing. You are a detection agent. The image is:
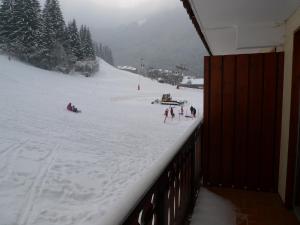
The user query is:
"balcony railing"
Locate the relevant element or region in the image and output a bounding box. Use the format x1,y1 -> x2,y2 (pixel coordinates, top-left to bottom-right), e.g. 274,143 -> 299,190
102,119 -> 203,225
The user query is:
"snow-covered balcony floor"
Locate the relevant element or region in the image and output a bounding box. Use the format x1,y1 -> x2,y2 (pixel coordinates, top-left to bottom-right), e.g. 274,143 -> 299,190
190,187 -> 300,225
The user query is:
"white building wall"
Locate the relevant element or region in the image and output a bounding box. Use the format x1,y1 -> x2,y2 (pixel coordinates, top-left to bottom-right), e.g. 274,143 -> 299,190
279,7 -> 300,202
205,24 -> 285,55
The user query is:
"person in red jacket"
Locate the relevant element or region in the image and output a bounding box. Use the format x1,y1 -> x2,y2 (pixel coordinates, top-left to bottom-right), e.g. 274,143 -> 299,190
67,102 -> 81,113
67,102 -> 72,111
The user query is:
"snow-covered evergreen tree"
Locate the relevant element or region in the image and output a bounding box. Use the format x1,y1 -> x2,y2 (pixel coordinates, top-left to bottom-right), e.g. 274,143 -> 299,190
0,0 -> 14,53
94,42 -> 100,58
66,19 -> 82,61
96,43 -> 104,59
102,45 -> 114,66
85,28 -> 95,60
42,0 -> 65,42
8,0 -> 43,62
61,26 -> 76,67
79,25 -> 95,60
41,0 -> 66,69
0,0 -> 98,74
94,42 -> 114,66
106,46 -> 114,66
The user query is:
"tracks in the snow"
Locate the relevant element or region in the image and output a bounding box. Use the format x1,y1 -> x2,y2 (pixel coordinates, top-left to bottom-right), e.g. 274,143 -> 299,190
0,139 -> 30,181
17,144 -> 60,225
0,139 -> 29,160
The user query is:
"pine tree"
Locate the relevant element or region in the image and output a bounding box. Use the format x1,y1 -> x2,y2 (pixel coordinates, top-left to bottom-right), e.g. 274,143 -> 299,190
108,47 -> 114,66
67,19 -> 82,61
80,25 -> 95,60
61,26 -> 76,66
101,45 -> 114,66
94,42 -> 114,65
42,0 -> 65,42
0,0 -> 14,53
41,0 -> 66,68
8,0 -> 43,61
27,0 -> 44,65
96,43 -> 101,57
0,0 -> 98,73
79,25 -> 86,57
99,43 -> 103,58
85,27 -> 95,60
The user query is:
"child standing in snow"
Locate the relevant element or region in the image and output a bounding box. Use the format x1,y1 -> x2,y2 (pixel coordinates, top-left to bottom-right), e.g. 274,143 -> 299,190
190,106 -> 194,115
189,106 -> 196,118
164,108 -> 169,123
193,108 -> 196,118
180,106 -> 184,115
170,107 -> 175,118
190,106 -> 196,118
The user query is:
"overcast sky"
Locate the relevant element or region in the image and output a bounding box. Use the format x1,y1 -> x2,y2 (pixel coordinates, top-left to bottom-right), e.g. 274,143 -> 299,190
40,0 -> 182,28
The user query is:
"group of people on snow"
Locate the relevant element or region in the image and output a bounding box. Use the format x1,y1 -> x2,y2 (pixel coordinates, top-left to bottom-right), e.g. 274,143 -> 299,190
67,102 -> 81,113
164,105 -> 196,123
164,107 -> 176,123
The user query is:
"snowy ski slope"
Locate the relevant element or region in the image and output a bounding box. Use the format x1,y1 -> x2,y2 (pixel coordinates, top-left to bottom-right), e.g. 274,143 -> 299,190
0,55 -> 203,225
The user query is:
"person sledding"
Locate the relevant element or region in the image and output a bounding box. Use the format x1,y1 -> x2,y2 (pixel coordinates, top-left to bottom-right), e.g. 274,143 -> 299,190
67,102 -> 81,113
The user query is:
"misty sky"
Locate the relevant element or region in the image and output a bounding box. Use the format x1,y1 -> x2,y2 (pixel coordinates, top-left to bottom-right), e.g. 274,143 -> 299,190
38,0 -> 206,73
40,0 -> 182,29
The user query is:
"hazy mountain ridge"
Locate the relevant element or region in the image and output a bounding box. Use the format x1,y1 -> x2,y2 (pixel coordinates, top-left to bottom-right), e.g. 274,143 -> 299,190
92,8 -> 207,76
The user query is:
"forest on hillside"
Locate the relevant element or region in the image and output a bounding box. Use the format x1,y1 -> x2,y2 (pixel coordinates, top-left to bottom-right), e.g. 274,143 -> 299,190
0,0 -> 114,76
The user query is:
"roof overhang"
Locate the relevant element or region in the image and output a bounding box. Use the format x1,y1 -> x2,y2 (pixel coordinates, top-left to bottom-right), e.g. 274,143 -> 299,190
181,0 -> 300,55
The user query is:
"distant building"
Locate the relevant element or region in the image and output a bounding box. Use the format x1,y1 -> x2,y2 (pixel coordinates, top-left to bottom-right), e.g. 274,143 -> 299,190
118,66 -> 138,74
179,76 -> 204,89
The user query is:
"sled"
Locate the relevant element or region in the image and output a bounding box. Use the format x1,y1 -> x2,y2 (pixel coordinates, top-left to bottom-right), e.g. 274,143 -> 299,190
67,109 -> 82,113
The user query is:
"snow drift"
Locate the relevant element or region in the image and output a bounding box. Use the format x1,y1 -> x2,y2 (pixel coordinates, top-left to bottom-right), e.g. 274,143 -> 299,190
190,188 -> 236,225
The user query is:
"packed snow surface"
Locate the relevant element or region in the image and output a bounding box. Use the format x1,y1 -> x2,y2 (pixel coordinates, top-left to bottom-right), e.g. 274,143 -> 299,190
0,55 -> 202,225
190,188 -> 236,225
